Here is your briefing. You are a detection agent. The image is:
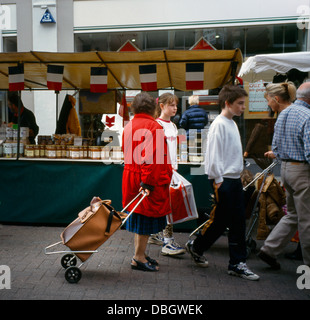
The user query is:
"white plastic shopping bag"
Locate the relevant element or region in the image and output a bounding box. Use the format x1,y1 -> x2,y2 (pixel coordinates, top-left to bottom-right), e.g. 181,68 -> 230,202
167,171 -> 198,224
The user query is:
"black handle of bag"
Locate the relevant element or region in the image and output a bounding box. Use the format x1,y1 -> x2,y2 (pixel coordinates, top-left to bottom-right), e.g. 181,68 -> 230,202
105,209 -> 115,235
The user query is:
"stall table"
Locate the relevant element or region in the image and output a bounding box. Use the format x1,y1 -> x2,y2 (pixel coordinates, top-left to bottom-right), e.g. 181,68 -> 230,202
0,159 -> 212,230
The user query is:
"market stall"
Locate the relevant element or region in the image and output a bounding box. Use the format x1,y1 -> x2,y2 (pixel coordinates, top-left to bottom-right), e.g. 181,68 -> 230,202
0,49 -> 242,90
0,49 -> 243,225
238,51 -> 310,83
0,160 -> 211,225
238,51 -> 309,175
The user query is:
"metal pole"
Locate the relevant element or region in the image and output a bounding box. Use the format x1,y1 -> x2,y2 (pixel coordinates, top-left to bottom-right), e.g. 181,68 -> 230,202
55,90 -> 59,128
16,90 -> 21,160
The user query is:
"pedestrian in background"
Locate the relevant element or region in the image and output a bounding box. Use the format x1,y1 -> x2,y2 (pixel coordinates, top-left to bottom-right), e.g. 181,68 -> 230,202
186,85 -> 260,281
122,92 -> 173,272
179,95 -> 208,138
258,81 -> 310,269
148,92 -> 186,256
8,91 -> 39,144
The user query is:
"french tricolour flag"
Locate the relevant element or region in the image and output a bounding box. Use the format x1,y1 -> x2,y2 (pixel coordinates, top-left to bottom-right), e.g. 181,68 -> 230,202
47,65 -> 64,91
139,64 -> 157,91
8,65 -> 24,91
90,67 -> 108,93
186,63 -> 204,90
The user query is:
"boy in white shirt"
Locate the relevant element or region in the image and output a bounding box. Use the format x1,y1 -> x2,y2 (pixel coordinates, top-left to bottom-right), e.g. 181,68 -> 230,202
148,93 -> 186,256
186,85 -> 260,281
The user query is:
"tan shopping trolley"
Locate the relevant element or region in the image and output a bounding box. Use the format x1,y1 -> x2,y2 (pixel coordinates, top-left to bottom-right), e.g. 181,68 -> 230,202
45,192 -> 146,283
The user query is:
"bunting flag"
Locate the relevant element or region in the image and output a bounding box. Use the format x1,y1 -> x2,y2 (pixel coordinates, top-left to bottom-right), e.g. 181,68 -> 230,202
8,65 -> 24,91
186,63 -> 204,90
90,67 -> 108,93
139,64 -> 157,91
47,65 -> 64,91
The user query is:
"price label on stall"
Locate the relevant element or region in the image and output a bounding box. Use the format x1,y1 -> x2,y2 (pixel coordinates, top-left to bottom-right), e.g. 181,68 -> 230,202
74,137 -> 82,146
244,80 -> 271,119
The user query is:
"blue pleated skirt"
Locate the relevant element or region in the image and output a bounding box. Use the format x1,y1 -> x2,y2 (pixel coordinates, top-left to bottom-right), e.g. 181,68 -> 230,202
124,212 -> 167,235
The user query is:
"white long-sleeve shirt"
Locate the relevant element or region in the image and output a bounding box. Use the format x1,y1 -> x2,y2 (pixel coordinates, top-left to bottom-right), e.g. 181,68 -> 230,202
204,114 -> 243,184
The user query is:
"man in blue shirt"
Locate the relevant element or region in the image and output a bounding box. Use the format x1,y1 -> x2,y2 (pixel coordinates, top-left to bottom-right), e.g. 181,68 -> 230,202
258,81 -> 310,269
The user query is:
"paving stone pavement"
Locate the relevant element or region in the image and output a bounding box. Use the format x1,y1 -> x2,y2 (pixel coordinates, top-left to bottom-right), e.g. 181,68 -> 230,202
0,224 -> 309,301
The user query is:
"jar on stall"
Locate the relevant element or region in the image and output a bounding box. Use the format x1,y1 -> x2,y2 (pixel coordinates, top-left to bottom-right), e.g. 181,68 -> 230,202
111,146 -> 122,161
39,145 -> 45,158
60,145 -> 67,158
101,146 -> 110,160
20,127 -> 29,140
5,127 -> 13,141
3,143 -> 13,158
34,145 -> 40,158
55,145 -> 62,158
18,143 -> 24,157
46,145 -> 56,159
82,146 -> 88,159
68,146 -> 80,159
79,146 -> 84,159
89,146 -> 101,160
12,128 -> 18,141
25,145 -> 34,158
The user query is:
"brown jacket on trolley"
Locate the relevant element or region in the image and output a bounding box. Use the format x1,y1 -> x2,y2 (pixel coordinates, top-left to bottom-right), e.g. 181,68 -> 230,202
255,174 -> 286,240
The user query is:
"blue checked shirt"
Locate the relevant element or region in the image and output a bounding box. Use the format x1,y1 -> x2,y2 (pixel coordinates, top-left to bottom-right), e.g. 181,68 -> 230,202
272,99 -> 310,164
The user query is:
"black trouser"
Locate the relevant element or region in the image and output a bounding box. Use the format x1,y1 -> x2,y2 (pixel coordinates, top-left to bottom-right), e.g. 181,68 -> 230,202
193,178 -> 247,265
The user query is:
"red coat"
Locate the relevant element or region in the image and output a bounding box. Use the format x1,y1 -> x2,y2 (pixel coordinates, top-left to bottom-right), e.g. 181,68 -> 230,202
122,113 -> 173,218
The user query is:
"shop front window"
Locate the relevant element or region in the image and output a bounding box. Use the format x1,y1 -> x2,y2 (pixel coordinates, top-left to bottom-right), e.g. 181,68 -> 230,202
2,36 -> 17,52
74,23 -> 306,55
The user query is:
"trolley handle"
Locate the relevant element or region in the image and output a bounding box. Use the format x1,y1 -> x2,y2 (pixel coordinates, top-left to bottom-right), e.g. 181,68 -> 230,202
120,192 -> 147,227
121,191 -> 143,213
243,160 -> 279,191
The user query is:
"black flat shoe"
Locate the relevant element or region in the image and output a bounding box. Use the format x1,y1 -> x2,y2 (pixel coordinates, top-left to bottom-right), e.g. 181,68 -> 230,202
131,258 -> 159,272
146,256 -> 159,266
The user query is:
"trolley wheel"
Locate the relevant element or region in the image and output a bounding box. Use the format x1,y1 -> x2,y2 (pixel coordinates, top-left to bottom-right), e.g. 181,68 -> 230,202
65,266 -> 82,284
61,254 -> 77,269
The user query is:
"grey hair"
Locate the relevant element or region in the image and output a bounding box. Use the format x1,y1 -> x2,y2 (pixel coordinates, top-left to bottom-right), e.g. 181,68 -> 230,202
189,95 -> 199,105
296,80 -> 310,99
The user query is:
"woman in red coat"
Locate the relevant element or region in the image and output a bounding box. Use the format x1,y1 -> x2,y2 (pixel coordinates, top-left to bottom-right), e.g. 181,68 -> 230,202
122,92 -> 173,271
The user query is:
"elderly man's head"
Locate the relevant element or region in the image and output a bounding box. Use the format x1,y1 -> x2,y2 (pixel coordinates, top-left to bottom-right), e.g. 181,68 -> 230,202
296,81 -> 310,104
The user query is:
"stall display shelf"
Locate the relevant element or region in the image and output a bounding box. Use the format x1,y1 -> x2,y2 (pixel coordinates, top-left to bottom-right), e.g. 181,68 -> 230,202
0,157 -> 203,165
0,157 -> 124,164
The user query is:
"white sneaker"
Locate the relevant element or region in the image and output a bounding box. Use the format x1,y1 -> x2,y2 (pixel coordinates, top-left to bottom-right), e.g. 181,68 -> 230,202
228,262 -> 260,281
148,232 -> 164,245
161,239 -> 186,256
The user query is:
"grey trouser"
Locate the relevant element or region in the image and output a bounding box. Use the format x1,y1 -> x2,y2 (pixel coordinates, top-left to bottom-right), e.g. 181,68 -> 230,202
261,162 -> 310,265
